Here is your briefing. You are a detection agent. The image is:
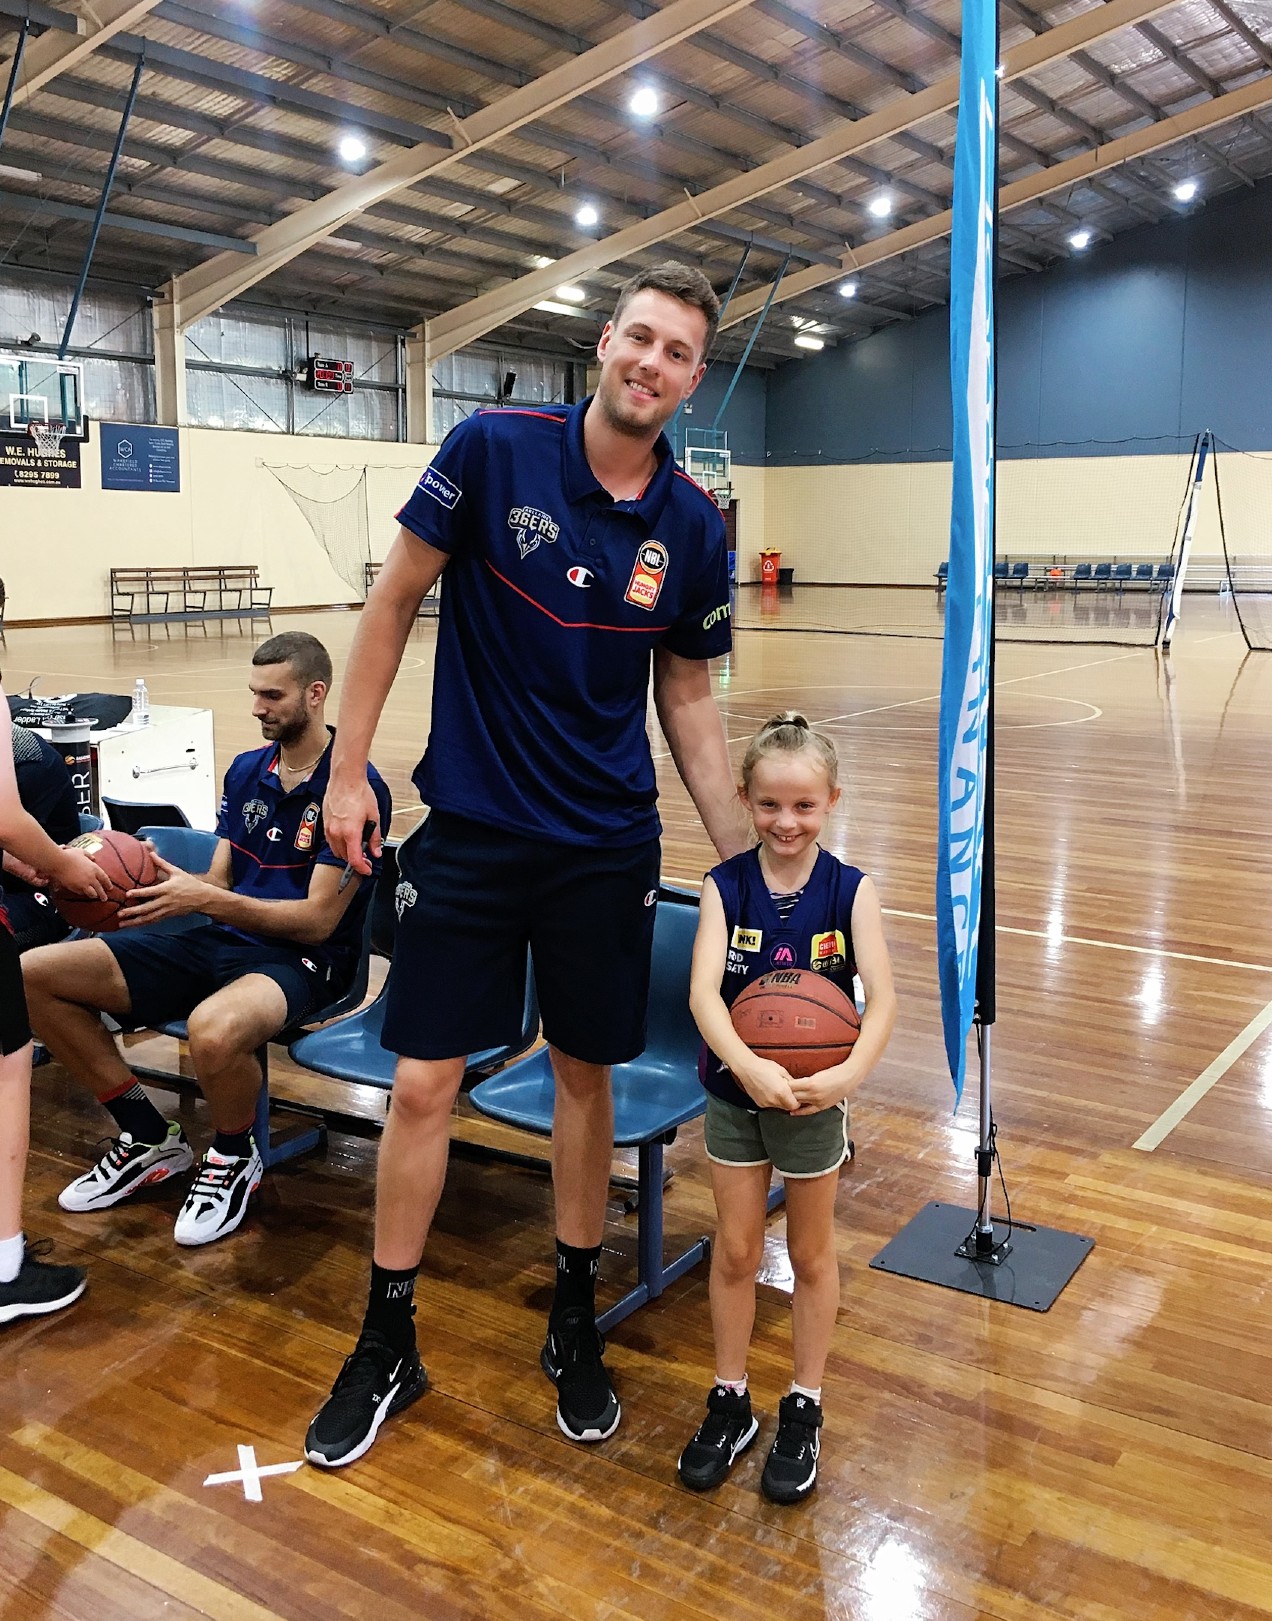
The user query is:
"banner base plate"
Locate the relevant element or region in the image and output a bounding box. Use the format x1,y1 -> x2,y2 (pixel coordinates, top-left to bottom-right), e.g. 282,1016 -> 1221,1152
869,1201 -> 1093,1312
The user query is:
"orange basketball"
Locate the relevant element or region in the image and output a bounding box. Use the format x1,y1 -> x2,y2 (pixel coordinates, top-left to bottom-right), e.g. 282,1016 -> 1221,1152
51,830 -> 158,934
729,968 -> 860,1079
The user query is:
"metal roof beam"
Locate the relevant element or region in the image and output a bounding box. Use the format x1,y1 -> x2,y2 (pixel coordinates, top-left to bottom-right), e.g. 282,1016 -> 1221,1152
0,186 -> 256,253
720,73 -> 1272,329
0,0 -> 159,106
428,0 -> 1184,358
155,0 -> 755,327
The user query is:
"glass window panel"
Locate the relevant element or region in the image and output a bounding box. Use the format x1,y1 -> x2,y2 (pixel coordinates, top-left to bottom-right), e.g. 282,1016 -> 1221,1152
187,369 -> 288,433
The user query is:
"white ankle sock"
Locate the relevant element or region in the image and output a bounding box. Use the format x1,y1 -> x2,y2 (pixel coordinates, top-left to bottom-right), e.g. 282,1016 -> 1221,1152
790,1381 -> 821,1403
0,1232 -> 24,1284
715,1374 -> 747,1395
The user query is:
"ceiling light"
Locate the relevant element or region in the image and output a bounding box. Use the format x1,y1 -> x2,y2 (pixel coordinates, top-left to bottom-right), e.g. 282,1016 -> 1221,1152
575,203 -> 599,227
838,280 -> 858,298
531,255 -> 555,269
555,284 -> 586,302
1069,228 -> 1092,250
794,334 -> 825,351
1173,178 -> 1199,202
630,86 -> 659,118
534,299 -> 595,318
995,63 -> 1006,79
337,133 -> 368,164
868,194 -> 893,218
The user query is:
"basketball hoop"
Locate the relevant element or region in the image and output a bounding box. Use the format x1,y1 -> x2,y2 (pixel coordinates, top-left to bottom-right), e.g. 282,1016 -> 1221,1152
711,484 -> 733,510
28,418 -> 67,459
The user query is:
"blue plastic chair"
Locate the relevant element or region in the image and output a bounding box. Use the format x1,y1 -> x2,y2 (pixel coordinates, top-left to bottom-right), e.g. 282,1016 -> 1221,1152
1093,562 -> 1113,587
993,560 -> 1009,581
288,842 -> 540,1092
935,560 -> 949,591
1134,563 -> 1155,585
467,885 -> 723,1332
102,797 -> 192,835
1156,562 -> 1175,587
1072,563 -> 1093,588
1010,561 -> 1029,588
78,812 -> 104,834
1113,563 -> 1133,586
130,825 -> 379,1170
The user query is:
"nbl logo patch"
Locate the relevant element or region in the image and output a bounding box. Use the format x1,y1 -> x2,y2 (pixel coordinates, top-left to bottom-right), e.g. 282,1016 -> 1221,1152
625,540 -> 668,610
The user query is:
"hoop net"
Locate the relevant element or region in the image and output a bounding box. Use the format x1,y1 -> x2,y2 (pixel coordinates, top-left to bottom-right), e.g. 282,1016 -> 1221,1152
28,419 -> 67,458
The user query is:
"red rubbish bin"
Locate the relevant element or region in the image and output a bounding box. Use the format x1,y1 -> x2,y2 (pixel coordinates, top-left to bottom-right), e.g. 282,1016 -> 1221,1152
760,549 -> 781,585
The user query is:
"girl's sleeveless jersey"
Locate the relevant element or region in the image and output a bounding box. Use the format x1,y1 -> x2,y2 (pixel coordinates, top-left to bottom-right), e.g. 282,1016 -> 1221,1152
702,845 -> 865,1111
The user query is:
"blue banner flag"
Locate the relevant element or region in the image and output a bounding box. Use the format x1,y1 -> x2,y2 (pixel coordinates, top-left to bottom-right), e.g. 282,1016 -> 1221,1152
936,0 -> 996,1101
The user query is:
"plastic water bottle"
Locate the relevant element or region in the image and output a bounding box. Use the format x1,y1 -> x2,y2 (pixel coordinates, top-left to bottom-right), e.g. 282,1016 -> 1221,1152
131,677 -> 150,725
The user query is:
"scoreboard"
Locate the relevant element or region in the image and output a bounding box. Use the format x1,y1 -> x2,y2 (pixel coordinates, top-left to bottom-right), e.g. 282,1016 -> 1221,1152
306,355 -> 354,393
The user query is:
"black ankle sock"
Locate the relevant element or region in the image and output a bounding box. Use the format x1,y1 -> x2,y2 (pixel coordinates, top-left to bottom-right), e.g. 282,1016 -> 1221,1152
102,1081 -> 168,1146
211,1124 -> 254,1159
551,1239 -> 601,1324
363,1262 -> 418,1350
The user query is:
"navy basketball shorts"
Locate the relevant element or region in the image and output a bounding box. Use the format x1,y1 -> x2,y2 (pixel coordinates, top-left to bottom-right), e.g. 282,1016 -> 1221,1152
1,913 -> 33,1056
382,811 -> 661,1067
102,922 -> 329,1032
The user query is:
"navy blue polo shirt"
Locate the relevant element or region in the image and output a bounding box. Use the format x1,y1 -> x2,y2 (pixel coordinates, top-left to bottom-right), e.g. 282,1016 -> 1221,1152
214,732 -> 392,981
395,397 -> 732,846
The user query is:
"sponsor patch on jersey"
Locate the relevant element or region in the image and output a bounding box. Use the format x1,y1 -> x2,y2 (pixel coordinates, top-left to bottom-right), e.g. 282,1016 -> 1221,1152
809,929 -> 846,973
731,926 -> 762,952
265,827 -> 282,842
509,504 -> 560,559
702,601 -> 730,630
768,942 -> 797,968
567,566 -> 594,588
420,465 -> 461,509
242,797 -> 269,834
395,879 -> 418,919
294,802 -> 320,851
624,539 -> 668,610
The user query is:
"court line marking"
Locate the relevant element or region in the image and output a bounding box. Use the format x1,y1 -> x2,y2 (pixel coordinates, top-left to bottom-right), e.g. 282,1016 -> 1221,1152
882,908 -> 1272,974
203,1445 -> 303,1501
1133,995 -> 1272,1152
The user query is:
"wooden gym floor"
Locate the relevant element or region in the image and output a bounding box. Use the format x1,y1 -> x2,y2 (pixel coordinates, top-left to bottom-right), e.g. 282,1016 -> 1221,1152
2,594 -> 1272,1619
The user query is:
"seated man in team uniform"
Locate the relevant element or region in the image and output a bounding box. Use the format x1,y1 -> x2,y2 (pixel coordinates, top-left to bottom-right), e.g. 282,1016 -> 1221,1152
23,632 -> 391,1247
2,720 -> 80,952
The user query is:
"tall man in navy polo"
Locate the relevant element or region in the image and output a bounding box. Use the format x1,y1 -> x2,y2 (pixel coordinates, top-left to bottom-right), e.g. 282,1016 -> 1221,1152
308,263 -> 749,1469
24,632 -> 391,1248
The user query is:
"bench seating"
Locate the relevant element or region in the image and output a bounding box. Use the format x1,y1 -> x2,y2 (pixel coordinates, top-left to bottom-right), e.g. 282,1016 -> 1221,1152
363,560 -> 440,617
110,566 -> 272,623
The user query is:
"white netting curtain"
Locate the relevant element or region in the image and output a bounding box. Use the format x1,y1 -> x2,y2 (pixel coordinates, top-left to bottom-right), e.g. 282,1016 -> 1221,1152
264,464 -> 371,600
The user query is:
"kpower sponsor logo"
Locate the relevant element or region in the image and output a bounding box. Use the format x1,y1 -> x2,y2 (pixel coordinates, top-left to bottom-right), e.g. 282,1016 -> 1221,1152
419,465 -> 461,509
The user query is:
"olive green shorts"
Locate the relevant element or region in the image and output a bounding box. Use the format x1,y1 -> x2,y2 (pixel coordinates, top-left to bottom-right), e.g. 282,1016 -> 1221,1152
704,1092 -> 850,1180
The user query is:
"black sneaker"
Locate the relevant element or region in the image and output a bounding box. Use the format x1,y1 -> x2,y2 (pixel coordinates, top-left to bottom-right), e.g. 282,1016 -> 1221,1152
304,1330 -> 429,1469
761,1392 -> 823,1504
677,1384 -> 759,1491
0,1240 -> 87,1325
541,1307 -> 621,1442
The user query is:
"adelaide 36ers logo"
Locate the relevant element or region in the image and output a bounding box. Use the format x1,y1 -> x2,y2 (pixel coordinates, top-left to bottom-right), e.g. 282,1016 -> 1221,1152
625,540 -> 668,610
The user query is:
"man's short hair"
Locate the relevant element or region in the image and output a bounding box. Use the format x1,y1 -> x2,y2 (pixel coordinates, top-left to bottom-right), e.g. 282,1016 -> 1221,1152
253,631 -> 332,692
610,263 -> 720,358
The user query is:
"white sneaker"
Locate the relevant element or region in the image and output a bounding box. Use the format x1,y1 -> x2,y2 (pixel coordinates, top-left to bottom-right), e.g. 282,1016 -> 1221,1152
59,1125 -> 193,1213
173,1146 -> 263,1247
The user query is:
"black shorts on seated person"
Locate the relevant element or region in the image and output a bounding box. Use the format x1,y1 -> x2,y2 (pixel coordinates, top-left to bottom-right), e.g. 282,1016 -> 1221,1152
102,922 -> 331,1032
0,915 -> 32,1056
382,810 -> 660,1067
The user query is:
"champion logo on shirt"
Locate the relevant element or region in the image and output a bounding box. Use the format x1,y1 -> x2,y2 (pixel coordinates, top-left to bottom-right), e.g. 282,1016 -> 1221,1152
567,566 -> 594,588
265,827 -> 282,842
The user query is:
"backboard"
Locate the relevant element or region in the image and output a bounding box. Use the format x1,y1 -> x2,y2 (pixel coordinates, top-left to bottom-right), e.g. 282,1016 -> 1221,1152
0,352 -> 85,438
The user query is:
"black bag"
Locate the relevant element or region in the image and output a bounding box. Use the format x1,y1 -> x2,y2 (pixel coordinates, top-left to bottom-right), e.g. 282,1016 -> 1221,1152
8,691 -> 134,730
